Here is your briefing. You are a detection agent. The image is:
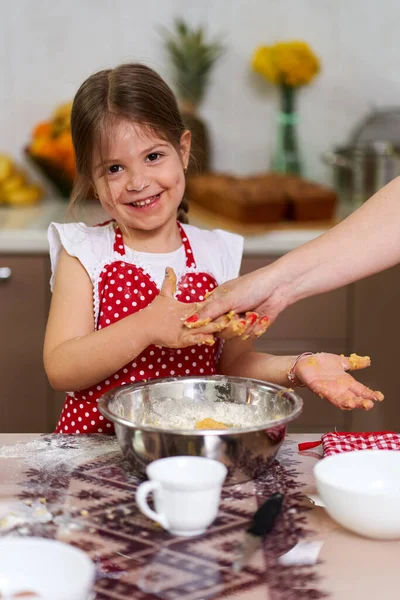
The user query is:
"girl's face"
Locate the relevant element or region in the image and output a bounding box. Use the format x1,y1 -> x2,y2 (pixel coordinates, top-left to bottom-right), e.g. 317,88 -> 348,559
92,120 -> 190,233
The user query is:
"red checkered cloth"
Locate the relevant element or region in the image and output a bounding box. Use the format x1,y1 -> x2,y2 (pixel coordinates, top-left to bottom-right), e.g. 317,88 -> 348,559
298,431 -> 400,457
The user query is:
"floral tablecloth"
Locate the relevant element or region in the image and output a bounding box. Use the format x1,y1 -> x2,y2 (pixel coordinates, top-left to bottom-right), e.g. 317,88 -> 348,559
0,433 -> 398,600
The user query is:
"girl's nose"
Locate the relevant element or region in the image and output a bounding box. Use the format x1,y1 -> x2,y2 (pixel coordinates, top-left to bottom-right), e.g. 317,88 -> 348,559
127,175 -> 151,192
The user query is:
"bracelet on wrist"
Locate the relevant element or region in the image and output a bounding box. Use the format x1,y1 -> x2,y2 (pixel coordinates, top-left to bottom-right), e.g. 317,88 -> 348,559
287,352 -> 314,387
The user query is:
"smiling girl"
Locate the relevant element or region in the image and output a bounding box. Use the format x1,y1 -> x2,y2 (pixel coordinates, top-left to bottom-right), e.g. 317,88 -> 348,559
44,63 -> 383,435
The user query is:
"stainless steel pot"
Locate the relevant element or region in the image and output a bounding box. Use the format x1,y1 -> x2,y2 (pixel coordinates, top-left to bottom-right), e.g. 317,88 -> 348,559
98,376 -> 303,485
322,141 -> 400,207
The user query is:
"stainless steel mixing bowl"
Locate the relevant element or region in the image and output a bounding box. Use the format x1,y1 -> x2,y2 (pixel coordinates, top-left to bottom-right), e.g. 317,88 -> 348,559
98,375 -> 303,484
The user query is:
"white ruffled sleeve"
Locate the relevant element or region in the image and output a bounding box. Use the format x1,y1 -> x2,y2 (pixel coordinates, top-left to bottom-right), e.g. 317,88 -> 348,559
213,229 -> 244,283
179,224 -> 244,286
47,222 -> 112,291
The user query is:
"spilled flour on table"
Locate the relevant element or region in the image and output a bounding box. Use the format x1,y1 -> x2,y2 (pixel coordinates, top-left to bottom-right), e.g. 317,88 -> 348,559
0,435 -> 131,585
0,435 -> 120,537
0,435 -> 119,472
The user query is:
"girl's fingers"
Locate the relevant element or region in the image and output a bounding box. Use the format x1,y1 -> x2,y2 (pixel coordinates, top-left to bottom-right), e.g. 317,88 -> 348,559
217,316 -> 248,339
349,380 -> 384,402
349,394 -> 380,410
216,312 -> 270,340
183,309 -> 268,341
182,293 -> 214,326
189,316 -> 236,339
184,308 -> 272,342
160,267 -> 177,297
361,399 -> 375,411
184,314 -> 212,328
217,313 -> 261,340
329,390 -> 358,410
308,379 -> 355,410
311,379 -> 382,411
184,310 -> 235,330
341,353 -> 371,371
185,333 -> 215,347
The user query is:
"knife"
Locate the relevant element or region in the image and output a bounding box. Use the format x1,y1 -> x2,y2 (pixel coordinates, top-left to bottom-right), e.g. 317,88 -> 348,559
233,491 -> 284,572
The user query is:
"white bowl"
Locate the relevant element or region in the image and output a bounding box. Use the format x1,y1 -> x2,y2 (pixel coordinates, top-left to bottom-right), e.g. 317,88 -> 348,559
0,538 -> 95,599
314,449 -> 400,540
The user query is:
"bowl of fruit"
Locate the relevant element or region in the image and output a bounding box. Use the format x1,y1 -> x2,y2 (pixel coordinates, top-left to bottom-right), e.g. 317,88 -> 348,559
25,101 -> 76,200
0,153 -> 43,206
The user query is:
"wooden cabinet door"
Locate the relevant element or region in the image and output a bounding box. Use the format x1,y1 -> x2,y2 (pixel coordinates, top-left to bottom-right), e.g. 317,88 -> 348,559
240,256 -> 348,339
350,264 -> 400,432
0,255 -> 50,432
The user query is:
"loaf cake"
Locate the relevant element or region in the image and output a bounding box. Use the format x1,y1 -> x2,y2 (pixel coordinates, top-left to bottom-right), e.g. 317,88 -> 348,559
185,173 -> 287,224
185,172 -> 337,224
286,181 -> 338,221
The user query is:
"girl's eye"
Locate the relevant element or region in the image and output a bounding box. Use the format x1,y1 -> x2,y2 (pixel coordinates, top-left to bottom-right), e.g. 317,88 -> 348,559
146,152 -> 161,162
108,164 -> 123,174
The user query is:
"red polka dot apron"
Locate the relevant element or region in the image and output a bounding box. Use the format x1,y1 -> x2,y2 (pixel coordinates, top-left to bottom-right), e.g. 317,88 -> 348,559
55,222 -> 221,434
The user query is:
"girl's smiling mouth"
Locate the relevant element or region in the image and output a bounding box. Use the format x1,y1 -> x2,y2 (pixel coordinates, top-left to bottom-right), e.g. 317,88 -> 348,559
128,192 -> 162,209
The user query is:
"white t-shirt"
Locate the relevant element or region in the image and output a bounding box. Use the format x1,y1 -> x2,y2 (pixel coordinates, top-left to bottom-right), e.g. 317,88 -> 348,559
48,221 -> 244,316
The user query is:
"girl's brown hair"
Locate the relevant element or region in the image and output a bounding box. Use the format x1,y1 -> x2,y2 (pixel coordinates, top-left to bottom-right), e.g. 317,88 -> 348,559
70,63 -> 189,223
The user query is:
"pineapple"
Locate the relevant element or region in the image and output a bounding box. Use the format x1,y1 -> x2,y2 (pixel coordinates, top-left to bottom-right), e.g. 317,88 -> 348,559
162,19 -> 224,173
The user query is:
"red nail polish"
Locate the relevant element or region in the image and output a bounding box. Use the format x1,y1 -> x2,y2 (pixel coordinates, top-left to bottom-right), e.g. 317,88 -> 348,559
259,316 -> 270,324
186,314 -> 199,324
245,312 -> 258,325
232,319 -> 247,333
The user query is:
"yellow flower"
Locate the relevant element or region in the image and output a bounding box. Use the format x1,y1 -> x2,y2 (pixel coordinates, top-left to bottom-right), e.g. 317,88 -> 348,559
252,46 -> 279,83
251,40 -> 320,87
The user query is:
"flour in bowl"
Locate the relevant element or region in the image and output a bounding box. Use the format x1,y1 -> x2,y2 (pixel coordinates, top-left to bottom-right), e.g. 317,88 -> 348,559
140,396 -> 272,430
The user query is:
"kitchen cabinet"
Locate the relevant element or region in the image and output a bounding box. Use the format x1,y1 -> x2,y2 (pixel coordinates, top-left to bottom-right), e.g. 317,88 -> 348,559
0,253 -> 399,434
0,254 -> 51,432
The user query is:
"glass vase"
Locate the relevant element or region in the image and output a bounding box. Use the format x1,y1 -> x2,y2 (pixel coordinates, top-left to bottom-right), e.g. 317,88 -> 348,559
272,85 -> 302,175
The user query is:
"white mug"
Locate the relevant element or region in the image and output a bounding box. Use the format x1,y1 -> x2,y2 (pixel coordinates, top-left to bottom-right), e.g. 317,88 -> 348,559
136,456 -> 227,537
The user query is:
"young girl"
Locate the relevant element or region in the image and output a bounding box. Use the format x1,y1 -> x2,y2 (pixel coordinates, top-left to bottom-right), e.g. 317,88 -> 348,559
44,63 -> 383,434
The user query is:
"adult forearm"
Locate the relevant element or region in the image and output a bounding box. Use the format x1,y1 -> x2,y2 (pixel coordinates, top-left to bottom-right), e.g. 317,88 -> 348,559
271,177 -> 400,306
45,312 -> 152,391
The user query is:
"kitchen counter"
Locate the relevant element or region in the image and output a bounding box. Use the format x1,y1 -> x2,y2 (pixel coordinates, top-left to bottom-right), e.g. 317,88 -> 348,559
0,199 -> 331,256
0,432 -> 397,599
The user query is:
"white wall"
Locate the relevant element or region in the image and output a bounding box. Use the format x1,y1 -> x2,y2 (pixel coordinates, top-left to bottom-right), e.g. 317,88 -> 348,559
2,0 -> 400,185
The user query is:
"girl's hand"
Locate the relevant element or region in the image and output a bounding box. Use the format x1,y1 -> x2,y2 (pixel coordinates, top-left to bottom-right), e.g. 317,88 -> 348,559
146,268 -> 219,349
295,352 -> 384,411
